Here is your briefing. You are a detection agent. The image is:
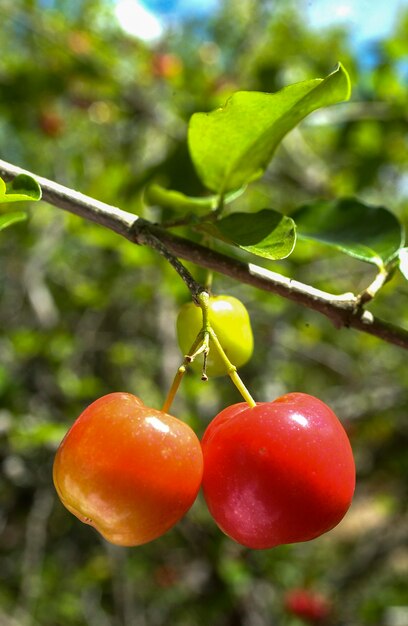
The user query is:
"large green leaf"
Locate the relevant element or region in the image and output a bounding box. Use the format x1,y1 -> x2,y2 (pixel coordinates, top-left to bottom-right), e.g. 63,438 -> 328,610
0,174 -> 42,204
143,183 -> 245,216
199,209 -> 297,260
294,198 -> 404,268
0,211 -> 28,231
188,63 -> 350,194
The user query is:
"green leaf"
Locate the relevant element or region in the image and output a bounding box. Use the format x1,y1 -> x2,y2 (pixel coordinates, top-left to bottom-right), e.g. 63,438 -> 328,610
294,198 -> 404,268
199,209 -> 297,260
0,174 -> 42,204
188,63 -> 350,194
0,211 -> 28,231
143,183 -> 245,216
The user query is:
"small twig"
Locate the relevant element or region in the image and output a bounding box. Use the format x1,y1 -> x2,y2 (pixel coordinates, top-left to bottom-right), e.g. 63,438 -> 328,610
136,228 -> 205,303
357,266 -> 390,306
1,158 -> 408,350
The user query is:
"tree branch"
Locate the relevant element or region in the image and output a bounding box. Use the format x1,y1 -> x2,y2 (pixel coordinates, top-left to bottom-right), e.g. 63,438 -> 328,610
1,158 -> 408,350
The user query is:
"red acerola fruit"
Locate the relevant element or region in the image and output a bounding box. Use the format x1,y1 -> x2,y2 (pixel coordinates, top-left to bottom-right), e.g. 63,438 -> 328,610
284,588 -> 332,623
201,393 -> 355,549
53,393 -> 203,546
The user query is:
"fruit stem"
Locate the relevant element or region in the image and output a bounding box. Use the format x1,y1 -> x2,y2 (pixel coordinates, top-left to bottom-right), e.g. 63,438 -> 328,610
230,370 -> 257,408
208,327 -> 256,408
197,291 -> 212,380
161,364 -> 186,414
162,334 -> 203,414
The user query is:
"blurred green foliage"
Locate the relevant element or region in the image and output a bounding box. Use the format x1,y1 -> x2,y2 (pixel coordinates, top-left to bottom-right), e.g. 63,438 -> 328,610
1,1 -> 408,625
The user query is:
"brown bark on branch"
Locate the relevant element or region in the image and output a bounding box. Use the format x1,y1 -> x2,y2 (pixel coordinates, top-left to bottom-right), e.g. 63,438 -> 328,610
1,158 -> 408,350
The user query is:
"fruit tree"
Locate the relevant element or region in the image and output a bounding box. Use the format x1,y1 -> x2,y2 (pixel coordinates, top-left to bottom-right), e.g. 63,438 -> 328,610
1,2 -> 408,624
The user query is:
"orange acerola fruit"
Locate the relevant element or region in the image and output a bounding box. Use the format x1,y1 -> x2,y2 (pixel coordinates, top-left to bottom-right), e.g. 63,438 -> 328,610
53,392 -> 203,546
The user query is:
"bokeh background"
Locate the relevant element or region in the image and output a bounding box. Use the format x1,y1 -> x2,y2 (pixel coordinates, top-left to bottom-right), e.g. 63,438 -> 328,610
1,0 -> 408,624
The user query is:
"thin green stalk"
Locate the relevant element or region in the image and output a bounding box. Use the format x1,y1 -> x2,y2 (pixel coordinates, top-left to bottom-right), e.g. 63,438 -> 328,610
161,334 -> 202,414
209,328 -> 256,408
162,364 -> 186,414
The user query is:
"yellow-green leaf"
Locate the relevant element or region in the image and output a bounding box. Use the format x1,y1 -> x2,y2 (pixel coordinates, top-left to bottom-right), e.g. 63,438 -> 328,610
188,63 -> 350,194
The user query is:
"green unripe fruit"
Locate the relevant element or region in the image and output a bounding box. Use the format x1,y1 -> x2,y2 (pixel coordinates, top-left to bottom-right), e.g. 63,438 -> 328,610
176,295 -> 254,377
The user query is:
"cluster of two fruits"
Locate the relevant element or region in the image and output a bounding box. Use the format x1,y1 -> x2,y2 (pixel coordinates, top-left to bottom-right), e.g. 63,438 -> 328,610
53,296 -> 355,550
